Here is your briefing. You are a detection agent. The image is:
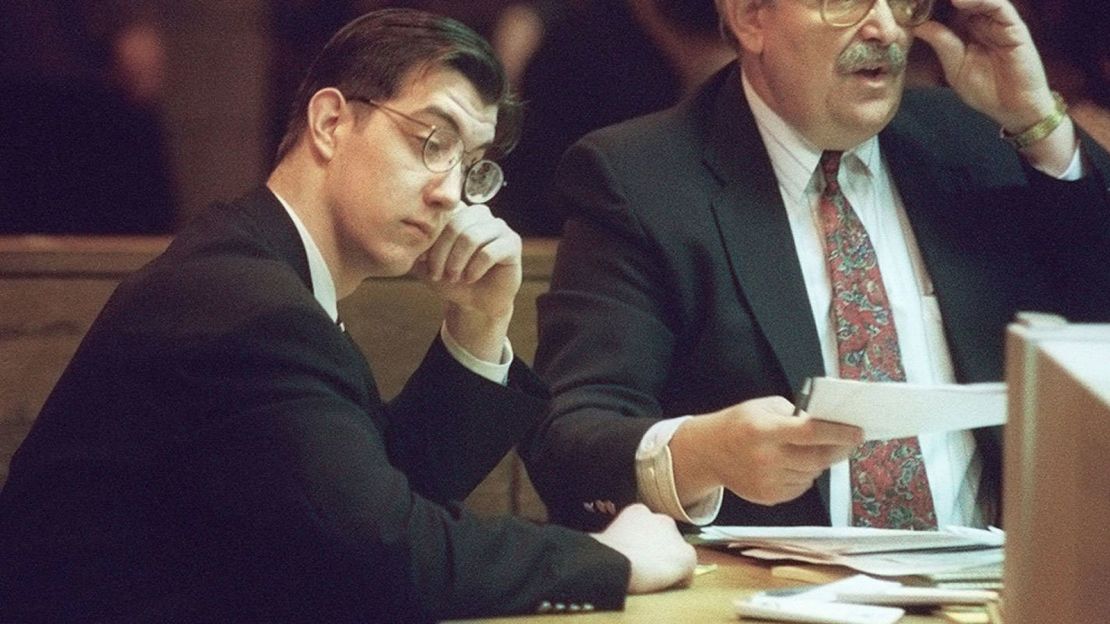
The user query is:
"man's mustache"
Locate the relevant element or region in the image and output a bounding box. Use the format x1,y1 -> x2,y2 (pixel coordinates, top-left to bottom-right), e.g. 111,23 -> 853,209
836,42 -> 909,74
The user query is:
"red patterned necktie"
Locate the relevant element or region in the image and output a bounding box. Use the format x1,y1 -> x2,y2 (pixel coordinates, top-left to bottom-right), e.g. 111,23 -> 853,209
816,150 -> 937,530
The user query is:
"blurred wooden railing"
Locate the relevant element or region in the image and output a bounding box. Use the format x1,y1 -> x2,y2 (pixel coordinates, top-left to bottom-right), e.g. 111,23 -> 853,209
0,235 -> 558,521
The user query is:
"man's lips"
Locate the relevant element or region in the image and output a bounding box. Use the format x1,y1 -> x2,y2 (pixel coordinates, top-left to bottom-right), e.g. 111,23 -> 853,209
845,64 -> 897,83
403,219 -> 436,238
847,62 -> 891,76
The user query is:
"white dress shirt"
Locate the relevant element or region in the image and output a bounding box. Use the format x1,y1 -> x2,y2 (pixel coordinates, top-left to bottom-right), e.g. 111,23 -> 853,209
272,189 -> 512,384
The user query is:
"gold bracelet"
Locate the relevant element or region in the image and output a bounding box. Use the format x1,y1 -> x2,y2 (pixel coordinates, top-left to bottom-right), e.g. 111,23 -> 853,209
1001,91 -> 1068,150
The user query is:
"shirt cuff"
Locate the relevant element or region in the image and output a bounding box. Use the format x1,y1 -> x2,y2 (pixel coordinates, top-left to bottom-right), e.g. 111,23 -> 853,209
635,416 -> 723,525
1057,142 -> 1085,180
439,322 -> 512,385
1031,140 -> 1085,180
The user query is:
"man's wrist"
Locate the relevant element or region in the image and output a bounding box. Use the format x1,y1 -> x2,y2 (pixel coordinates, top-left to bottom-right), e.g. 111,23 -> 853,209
636,417 -> 722,525
996,90 -> 1080,178
668,416 -> 723,507
1001,91 -> 1068,150
440,322 -> 512,384
443,303 -> 513,362
1014,116 -> 1080,179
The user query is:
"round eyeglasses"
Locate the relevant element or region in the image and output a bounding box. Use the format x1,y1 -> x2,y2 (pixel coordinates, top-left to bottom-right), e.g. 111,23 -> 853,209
347,97 -> 506,204
820,0 -> 935,28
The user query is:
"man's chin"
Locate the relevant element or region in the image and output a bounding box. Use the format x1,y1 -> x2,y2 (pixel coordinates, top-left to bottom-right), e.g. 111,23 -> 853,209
364,250 -> 425,280
844,92 -> 902,139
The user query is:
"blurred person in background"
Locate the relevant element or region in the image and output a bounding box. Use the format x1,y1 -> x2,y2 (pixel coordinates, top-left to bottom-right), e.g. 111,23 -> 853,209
490,0 -> 734,235
0,0 -> 177,234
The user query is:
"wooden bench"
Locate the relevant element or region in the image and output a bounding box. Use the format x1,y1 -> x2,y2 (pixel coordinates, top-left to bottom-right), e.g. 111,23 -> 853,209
0,235 -> 555,521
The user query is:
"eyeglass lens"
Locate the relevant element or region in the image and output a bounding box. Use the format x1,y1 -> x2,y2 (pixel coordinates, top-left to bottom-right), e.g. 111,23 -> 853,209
422,128 -> 462,173
420,128 -> 504,204
822,0 -> 934,27
462,160 -> 504,204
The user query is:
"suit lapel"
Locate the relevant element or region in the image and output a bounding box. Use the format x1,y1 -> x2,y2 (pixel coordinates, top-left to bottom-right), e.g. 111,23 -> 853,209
237,187 -> 384,409
879,112 -> 1005,383
702,69 -> 825,394
236,187 -> 315,293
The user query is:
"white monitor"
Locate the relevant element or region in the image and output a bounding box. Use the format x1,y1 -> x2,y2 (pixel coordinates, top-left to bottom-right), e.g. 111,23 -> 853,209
1003,316 -> 1110,624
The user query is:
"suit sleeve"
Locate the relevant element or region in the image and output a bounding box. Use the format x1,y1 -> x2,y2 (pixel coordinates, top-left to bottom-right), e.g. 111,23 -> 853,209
384,336 -> 549,503
176,303 -> 629,621
522,138 -> 682,531
1020,129 -> 1110,322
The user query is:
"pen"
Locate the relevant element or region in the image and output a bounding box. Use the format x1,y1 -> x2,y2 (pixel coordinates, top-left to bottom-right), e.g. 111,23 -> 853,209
792,377 -> 813,416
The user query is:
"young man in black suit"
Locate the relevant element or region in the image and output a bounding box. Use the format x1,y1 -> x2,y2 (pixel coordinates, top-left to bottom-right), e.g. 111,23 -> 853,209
0,9 -> 694,623
525,0 -> 1110,531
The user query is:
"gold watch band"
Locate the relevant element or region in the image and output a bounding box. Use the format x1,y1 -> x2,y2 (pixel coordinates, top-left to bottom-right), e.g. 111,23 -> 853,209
1001,91 -> 1068,150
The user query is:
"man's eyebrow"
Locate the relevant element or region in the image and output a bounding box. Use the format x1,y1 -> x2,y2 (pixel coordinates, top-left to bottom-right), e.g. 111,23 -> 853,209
416,104 -> 493,153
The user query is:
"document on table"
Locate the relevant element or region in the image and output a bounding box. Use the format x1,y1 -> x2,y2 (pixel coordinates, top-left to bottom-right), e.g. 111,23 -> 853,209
697,525 -> 1004,577
796,378 -> 1006,440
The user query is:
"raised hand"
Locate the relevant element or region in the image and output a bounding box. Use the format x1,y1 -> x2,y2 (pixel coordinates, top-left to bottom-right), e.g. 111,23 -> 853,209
913,0 -> 1047,122
913,0 -> 1076,172
411,202 -> 522,361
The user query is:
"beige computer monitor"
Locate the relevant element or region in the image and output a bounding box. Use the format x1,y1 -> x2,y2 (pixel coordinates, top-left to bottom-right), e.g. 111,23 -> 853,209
1002,316 -> 1110,624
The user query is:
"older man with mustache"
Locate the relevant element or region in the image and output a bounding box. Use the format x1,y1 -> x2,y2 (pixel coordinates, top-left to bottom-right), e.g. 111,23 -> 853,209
523,0 -> 1110,532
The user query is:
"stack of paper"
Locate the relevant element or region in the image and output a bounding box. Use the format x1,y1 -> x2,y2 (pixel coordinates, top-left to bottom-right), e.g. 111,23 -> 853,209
734,573 -> 999,624
698,526 -> 1004,577
919,563 -> 1003,590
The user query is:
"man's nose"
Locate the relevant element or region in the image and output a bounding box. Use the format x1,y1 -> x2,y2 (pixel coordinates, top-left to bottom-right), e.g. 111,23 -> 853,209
857,0 -> 904,44
424,163 -> 465,210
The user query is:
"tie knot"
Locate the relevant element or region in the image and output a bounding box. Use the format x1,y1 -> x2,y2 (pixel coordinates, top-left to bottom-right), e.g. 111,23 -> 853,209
819,150 -> 843,195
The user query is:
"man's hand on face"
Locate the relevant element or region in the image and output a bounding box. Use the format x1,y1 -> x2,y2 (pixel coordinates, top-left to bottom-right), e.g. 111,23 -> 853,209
411,202 -> 523,361
913,0 -> 1077,173
913,0 -> 1046,120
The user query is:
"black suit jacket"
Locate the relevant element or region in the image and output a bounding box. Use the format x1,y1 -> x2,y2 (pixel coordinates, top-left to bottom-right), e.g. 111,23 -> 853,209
524,66 -> 1110,531
0,188 -> 628,622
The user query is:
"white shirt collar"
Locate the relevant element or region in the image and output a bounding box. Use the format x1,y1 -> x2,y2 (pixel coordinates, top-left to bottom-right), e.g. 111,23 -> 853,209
270,189 -> 340,323
740,70 -> 880,200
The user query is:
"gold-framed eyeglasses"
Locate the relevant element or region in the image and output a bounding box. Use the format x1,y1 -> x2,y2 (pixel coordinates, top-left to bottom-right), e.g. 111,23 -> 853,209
347,97 -> 505,204
820,0 -> 935,28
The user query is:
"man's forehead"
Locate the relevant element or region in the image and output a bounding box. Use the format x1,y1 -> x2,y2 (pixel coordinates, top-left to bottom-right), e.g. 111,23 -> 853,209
393,65 -> 498,139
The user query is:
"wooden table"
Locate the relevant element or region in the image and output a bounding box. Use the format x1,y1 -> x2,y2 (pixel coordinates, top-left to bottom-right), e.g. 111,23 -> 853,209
449,547 -> 984,623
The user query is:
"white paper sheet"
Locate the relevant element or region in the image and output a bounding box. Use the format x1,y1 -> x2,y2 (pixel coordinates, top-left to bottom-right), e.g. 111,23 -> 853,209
699,525 -> 1004,554
740,545 -> 1004,577
798,378 -> 1006,440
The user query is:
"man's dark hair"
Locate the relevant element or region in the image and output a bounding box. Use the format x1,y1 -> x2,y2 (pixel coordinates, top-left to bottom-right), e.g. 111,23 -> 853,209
274,8 -> 520,165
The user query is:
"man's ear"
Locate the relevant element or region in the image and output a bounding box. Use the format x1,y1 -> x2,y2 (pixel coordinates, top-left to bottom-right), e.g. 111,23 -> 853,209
305,87 -> 347,161
719,0 -> 768,56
